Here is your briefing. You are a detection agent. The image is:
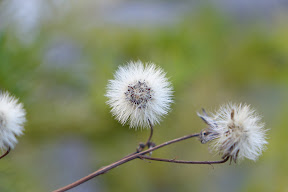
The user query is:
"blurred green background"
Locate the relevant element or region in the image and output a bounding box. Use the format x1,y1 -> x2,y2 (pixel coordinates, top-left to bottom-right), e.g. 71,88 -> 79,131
0,0 -> 287,192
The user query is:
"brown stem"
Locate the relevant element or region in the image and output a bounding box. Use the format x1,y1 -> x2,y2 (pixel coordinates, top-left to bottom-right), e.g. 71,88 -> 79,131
145,119 -> 154,146
138,155 -> 230,165
119,119 -> 154,161
0,147 -> 10,159
53,133 -> 200,192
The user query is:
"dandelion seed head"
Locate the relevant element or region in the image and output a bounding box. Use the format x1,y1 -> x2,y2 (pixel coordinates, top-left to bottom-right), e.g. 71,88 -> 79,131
0,91 -> 26,150
106,61 -> 173,129
198,103 -> 268,162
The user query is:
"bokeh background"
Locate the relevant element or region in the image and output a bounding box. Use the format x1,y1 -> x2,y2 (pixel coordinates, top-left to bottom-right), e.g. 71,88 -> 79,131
0,0 -> 288,192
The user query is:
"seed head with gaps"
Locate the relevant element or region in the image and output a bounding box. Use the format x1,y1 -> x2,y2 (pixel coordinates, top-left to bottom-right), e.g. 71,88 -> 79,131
198,103 -> 268,163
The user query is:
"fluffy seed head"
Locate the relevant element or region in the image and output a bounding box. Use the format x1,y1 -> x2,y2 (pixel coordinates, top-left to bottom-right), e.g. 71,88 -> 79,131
0,91 -> 26,150
198,103 -> 268,162
106,61 -> 173,128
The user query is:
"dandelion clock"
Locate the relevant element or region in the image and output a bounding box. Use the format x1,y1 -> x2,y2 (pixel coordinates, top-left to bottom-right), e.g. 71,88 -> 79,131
106,61 -> 173,129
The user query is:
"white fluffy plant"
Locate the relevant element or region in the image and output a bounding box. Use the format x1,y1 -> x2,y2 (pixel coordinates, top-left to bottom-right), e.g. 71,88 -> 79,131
106,61 -> 173,129
198,103 -> 268,163
0,91 -> 26,153
0,92 -> 26,150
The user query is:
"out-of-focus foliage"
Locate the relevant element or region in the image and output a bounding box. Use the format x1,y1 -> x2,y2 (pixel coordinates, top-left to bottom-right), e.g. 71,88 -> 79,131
0,1 -> 287,192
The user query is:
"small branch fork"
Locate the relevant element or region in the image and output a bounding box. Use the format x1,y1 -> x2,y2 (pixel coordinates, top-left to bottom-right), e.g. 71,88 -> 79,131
119,119 -> 155,161
53,131 -> 229,192
53,133 -> 199,192
0,147 -> 10,159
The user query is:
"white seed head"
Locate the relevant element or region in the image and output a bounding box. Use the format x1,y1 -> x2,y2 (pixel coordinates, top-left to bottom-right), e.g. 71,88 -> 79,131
198,103 -> 268,162
0,91 -> 26,150
106,61 -> 173,129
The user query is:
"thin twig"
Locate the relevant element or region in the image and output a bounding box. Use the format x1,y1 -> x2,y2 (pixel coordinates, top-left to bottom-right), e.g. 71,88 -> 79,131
0,147 -> 10,159
145,119 -> 154,146
53,133 -> 200,192
119,120 -> 154,161
117,151 -> 138,161
138,155 -> 230,165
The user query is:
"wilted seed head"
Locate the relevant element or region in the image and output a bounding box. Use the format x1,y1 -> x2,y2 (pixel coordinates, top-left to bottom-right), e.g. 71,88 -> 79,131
0,91 -> 26,150
106,61 -> 173,129
198,103 -> 268,163
197,108 -> 219,144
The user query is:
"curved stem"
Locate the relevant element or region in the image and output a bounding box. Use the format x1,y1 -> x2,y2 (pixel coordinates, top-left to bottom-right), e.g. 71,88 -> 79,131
119,119 -> 155,161
0,147 -> 10,159
138,155 -> 230,165
53,133 -> 200,192
145,119 -> 154,146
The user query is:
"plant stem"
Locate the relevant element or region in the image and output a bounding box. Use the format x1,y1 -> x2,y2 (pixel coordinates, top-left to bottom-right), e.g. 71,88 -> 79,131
119,120 -> 154,161
53,133 -> 200,192
145,119 -> 154,146
0,147 -> 10,159
139,155 -> 230,165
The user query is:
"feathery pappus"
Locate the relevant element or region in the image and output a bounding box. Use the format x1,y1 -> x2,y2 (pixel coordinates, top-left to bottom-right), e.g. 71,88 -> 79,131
198,103 -> 268,162
0,91 -> 26,150
106,61 -> 173,129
